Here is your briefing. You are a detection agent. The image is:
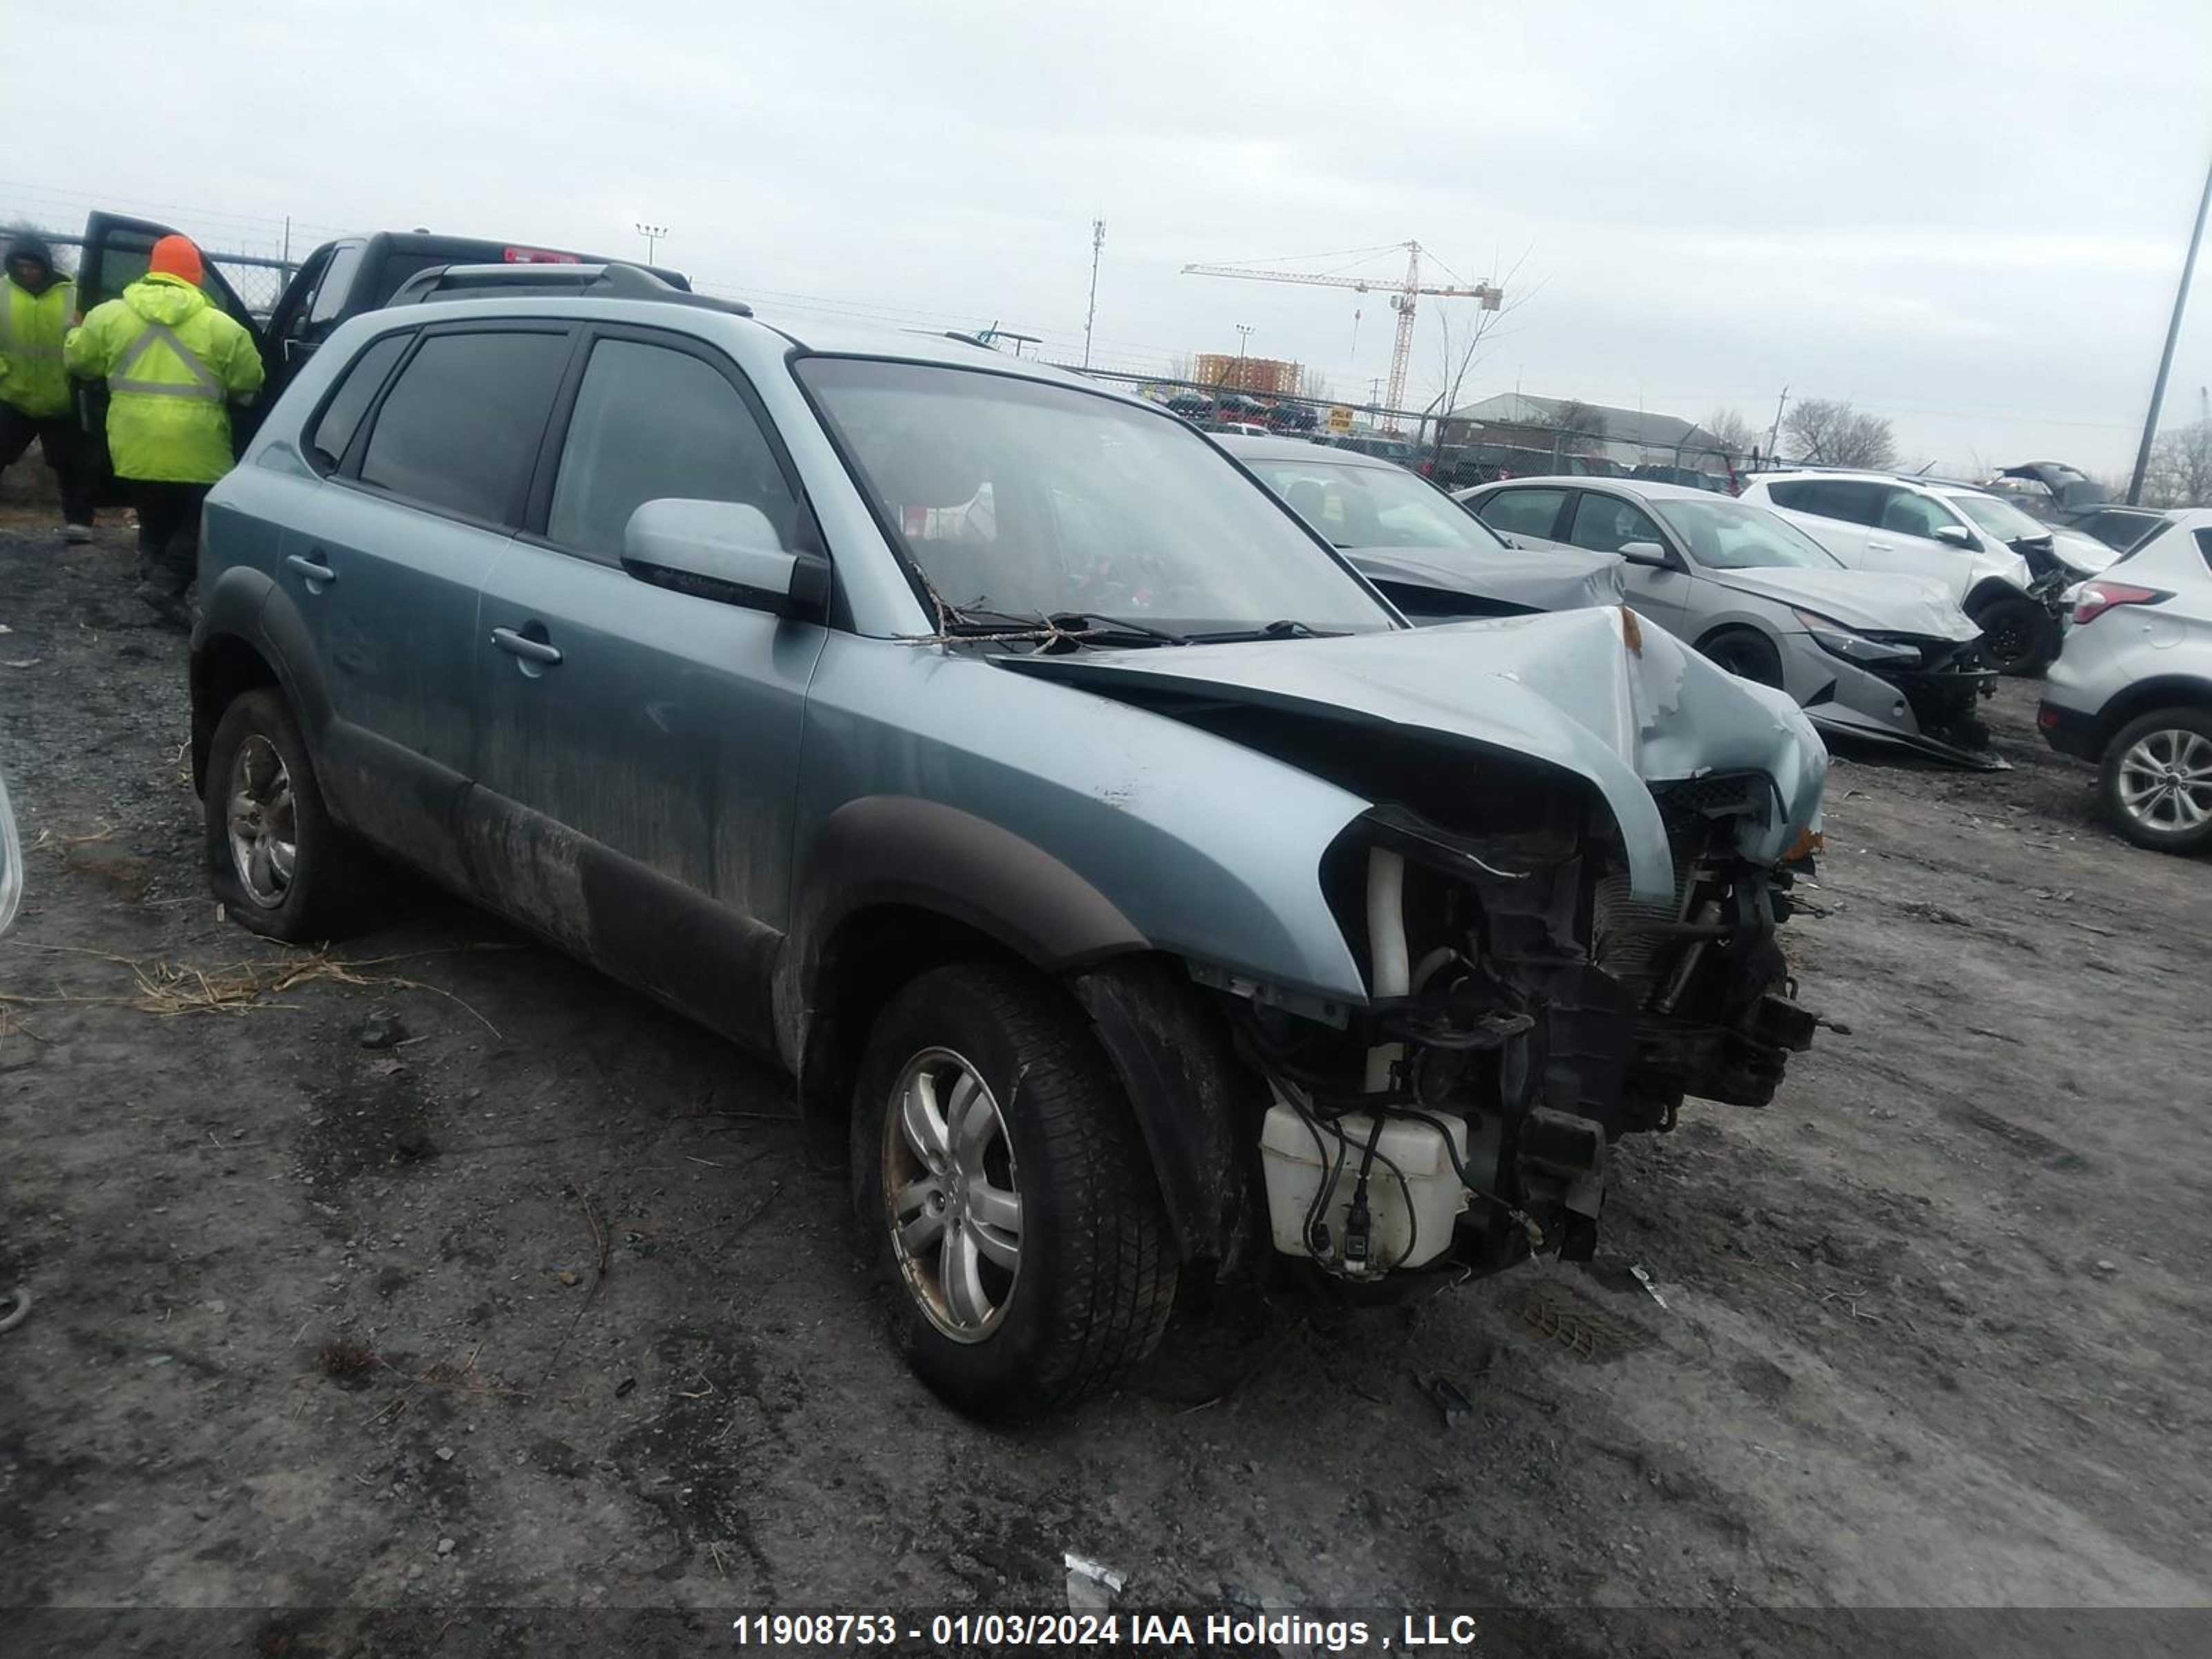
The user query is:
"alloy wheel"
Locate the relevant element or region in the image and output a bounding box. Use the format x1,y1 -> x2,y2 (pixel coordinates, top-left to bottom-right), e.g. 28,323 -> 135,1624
2117,727 -> 2212,833
882,1047 -> 1023,1342
227,734 -> 299,908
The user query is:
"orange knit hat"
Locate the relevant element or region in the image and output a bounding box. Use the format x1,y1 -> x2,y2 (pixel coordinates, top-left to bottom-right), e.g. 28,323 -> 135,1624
148,234 -> 204,286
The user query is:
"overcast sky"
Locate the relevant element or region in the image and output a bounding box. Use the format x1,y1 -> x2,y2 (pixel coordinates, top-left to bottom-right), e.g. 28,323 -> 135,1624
11,0 -> 2212,474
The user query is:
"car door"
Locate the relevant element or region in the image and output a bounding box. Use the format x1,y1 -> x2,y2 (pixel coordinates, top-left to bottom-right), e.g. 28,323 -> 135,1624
1755,478 -> 1881,565
469,326 -> 830,1049
261,238 -> 366,403
1866,483 -> 1974,564
276,321 -> 575,886
1561,489 -> 1692,633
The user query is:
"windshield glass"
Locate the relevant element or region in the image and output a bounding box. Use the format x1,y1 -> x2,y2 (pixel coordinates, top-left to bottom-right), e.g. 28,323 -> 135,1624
798,359 -> 1396,637
1652,498 -> 1843,570
1244,456 -> 1508,552
1944,492 -> 2047,539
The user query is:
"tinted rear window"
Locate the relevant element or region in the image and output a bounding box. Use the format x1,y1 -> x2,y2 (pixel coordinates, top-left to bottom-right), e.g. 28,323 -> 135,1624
358,330 -> 570,523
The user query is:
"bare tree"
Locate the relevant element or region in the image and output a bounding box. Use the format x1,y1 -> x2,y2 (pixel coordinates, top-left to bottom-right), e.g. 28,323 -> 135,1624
1421,250 -> 1536,453
1517,397 -> 1608,458
1783,397 -> 1897,469
1703,406 -> 1761,459
2144,418 -> 2212,507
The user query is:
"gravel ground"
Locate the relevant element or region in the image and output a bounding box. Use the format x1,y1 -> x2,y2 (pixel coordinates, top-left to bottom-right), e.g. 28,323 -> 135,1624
2,514 -> 2208,1658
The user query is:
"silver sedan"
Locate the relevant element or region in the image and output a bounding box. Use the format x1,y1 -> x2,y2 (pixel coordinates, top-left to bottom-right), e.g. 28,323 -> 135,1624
1461,476 -> 2001,769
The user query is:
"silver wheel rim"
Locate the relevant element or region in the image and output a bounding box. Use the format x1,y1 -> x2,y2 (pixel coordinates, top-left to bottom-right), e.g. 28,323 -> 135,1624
227,734 -> 299,908
883,1047 -> 1022,1342
2118,728 -> 2212,833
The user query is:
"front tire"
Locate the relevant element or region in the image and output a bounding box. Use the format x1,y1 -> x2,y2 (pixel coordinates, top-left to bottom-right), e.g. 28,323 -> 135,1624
203,688 -> 376,941
851,964 -> 1177,1418
1698,626 -> 1785,688
2100,708 -> 2212,854
1971,593 -> 2059,676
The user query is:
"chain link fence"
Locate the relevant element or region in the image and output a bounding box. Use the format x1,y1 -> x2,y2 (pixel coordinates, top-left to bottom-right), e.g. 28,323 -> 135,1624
11,231 -> 299,320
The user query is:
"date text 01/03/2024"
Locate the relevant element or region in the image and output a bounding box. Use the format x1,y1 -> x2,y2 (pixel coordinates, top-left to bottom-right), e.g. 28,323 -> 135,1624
728,1612 -> 1445,1650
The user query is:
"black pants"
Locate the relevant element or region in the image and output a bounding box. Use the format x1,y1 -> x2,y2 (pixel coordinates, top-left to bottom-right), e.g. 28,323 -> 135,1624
131,481 -> 212,599
0,402 -> 94,527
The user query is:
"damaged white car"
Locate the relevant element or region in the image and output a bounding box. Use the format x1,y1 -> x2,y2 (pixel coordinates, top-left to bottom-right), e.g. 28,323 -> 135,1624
189,288 -> 1830,1416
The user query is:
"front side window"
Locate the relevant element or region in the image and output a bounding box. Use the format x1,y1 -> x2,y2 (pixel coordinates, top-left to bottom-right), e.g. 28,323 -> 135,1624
1245,458 -> 1507,553
357,330 -> 571,524
1652,498 -> 1843,570
548,338 -> 801,559
306,332 -> 411,475
1474,487 -> 1568,541
1567,492 -> 1665,554
798,359 -> 1394,637
1879,487 -> 1966,540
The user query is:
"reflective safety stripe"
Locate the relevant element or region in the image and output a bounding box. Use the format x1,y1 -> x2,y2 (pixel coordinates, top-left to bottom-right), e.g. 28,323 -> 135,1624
109,319 -> 225,402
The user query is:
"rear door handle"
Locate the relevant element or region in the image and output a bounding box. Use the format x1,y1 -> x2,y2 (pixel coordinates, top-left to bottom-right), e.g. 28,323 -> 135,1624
285,552 -> 337,585
491,626 -> 563,666
1866,537 -> 1893,551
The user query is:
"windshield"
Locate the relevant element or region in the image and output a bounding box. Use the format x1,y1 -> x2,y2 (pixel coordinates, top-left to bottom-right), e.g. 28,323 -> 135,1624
799,359 -> 1396,637
1652,498 -> 1843,570
1244,456 -> 1508,553
1944,492 -> 2047,540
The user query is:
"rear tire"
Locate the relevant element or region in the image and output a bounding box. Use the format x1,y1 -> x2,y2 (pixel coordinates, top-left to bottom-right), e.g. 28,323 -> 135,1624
203,689 -> 377,941
2099,708 -> 2212,855
1698,626 -> 1785,688
1971,593 -> 2059,676
851,963 -> 1178,1418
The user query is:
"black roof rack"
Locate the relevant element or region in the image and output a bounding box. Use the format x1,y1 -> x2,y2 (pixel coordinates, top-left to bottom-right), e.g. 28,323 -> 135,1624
388,261 -> 752,316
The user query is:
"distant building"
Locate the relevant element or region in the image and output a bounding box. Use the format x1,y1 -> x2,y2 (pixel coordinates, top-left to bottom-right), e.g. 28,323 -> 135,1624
1442,393 -> 1728,472
1194,353 -> 1302,397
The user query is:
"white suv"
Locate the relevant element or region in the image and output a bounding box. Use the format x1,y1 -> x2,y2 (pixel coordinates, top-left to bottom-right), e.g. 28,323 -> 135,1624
1739,471 -> 2055,673
2039,512 -> 2212,854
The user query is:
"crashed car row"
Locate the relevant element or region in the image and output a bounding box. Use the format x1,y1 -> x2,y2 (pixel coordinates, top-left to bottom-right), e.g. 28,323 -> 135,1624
1221,438 -> 2012,769
53,250 -> 1831,1420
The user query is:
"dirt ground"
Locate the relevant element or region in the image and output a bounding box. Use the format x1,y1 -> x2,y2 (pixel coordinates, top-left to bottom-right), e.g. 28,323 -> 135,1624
2,512 -> 2209,1658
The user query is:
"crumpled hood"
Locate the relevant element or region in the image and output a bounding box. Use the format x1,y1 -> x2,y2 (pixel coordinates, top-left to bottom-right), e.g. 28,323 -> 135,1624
1711,565 -> 1980,637
124,275 -> 207,326
995,607 -> 1827,904
2046,527 -> 2118,576
1348,542 -> 1627,613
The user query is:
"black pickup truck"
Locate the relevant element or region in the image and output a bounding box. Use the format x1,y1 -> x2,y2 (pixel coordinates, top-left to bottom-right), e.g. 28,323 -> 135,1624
71,210 -> 689,465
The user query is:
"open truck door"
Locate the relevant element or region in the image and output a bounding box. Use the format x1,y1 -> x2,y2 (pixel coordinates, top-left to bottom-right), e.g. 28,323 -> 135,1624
74,212 -> 275,494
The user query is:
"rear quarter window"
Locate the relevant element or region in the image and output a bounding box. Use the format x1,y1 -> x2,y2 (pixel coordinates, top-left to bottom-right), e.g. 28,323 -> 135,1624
306,332 -> 410,475
356,330 -> 572,524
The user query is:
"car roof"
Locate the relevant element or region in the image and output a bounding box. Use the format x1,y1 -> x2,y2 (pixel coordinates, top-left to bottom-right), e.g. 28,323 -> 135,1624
356,294 -> 1161,413
1218,434 -> 1404,469
1468,474 -> 1721,505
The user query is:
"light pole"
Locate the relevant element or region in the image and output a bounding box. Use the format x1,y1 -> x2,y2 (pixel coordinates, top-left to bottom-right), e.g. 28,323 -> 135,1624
1082,218 -> 1106,370
1234,324 -> 1255,390
2128,151 -> 2212,505
635,222 -> 668,265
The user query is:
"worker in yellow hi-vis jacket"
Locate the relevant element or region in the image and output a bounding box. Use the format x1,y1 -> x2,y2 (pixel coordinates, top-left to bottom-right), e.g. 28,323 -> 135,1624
0,231 -> 94,541
66,233 -> 262,627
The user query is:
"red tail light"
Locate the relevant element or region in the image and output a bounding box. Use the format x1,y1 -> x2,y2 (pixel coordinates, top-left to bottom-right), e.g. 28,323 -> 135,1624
503,247 -> 581,265
2071,582 -> 2168,626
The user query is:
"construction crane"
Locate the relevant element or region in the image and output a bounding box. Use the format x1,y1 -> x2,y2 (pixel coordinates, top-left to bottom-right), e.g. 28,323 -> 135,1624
1182,241 -> 1500,429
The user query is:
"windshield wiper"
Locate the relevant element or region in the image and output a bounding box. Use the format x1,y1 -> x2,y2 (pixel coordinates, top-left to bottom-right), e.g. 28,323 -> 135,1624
933,606 -> 1187,646
1042,610 -> 1188,646
1185,619 -> 1346,643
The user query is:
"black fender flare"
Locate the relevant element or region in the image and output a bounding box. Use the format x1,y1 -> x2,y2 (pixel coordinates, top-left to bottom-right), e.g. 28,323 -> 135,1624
1963,576 -> 2032,619
787,795 -> 1148,1161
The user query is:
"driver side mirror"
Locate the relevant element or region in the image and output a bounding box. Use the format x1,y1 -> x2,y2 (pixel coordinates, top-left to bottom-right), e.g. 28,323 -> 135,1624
1618,539 -> 1673,568
1932,523 -> 1974,548
621,498 -> 829,620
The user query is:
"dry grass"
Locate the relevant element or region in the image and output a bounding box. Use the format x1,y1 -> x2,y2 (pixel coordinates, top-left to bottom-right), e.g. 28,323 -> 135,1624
0,940 -> 505,1035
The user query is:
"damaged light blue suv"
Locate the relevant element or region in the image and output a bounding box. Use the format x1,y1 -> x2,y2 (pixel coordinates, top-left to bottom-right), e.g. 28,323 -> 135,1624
188,266 -> 1828,1416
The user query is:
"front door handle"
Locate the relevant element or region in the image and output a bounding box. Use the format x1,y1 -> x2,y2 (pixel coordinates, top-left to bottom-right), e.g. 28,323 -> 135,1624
491,626 -> 563,666
285,552 -> 337,585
